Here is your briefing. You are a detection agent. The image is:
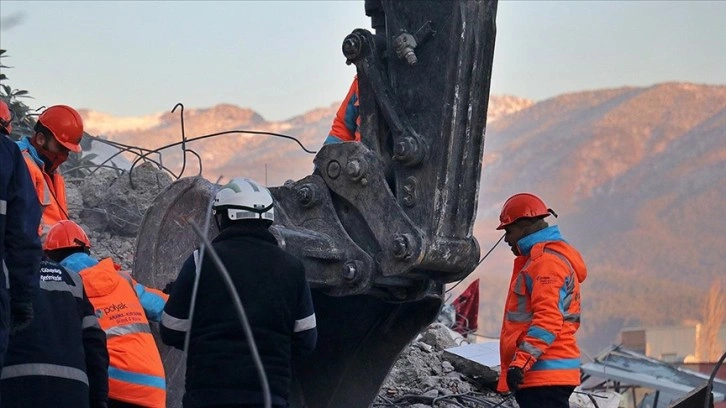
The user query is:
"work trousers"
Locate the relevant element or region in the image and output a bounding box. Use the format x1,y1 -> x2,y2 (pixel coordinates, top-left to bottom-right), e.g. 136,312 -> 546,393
515,385 -> 575,408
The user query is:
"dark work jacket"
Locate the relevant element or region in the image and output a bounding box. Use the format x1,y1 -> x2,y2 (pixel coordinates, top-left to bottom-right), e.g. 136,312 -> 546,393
1,258 -> 109,407
0,135 -> 42,373
161,226 -> 317,408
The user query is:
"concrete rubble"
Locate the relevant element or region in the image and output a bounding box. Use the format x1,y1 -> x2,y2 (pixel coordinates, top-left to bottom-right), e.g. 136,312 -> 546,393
377,323 -> 514,407
66,163 -> 171,269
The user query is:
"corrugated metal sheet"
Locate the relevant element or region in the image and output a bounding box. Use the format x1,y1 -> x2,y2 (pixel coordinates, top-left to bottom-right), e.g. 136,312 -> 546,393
581,345 -> 726,407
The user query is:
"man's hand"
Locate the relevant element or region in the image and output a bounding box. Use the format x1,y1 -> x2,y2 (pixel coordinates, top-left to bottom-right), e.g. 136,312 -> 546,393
10,301 -> 34,335
506,366 -> 525,392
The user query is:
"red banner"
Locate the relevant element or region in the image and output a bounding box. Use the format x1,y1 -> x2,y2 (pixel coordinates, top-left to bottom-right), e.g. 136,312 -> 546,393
452,279 -> 479,335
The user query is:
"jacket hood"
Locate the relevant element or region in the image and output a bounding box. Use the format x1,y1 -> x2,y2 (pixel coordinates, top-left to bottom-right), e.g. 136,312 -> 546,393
543,240 -> 588,283
518,225 -> 587,283
62,253 -> 120,297
16,137 -> 44,168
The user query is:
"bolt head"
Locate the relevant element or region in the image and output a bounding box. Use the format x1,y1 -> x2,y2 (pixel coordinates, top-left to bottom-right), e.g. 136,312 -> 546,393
342,262 -> 358,281
393,235 -> 409,258
394,141 -> 407,157
296,186 -> 312,205
346,160 -> 362,178
327,161 -> 341,179
402,195 -> 414,207
342,35 -> 362,60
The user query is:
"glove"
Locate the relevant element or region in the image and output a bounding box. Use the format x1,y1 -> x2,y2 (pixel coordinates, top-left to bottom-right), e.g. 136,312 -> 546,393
162,280 -> 175,294
506,366 -> 525,392
10,301 -> 34,335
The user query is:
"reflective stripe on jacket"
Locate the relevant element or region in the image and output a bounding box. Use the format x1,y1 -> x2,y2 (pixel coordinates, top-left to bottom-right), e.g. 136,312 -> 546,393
497,226 -> 588,392
17,138 -> 68,239
325,76 -> 360,144
70,255 -> 167,407
1,258 -> 109,408
160,227 -> 317,406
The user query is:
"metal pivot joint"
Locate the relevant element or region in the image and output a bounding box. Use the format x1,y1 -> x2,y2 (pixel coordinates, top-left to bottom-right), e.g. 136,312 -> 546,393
343,27 -> 429,171
343,30 -> 368,66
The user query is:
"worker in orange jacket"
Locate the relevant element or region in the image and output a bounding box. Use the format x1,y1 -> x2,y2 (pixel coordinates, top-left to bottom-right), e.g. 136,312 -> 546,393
324,76 -> 360,145
45,220 -> 168,408
16,105 -> 84,239
496,193 -> 587,408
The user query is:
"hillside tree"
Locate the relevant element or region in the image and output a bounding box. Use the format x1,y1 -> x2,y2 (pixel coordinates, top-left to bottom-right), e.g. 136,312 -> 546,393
696,279 -> 726,361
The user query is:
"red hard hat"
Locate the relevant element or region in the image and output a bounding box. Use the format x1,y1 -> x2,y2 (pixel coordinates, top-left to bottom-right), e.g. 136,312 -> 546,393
38,105 -> 84,152
44,220 -> 92,251
0,100 -> 12,135
496,193 -> 553,230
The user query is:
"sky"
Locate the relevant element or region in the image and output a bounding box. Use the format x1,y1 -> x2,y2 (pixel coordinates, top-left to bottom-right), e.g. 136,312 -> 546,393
1,0 -> 725,121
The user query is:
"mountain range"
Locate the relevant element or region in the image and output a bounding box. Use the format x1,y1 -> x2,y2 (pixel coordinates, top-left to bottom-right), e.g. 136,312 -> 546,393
78,83 -> 726,355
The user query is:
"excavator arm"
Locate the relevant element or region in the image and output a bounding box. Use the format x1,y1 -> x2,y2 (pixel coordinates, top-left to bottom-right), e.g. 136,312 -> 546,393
133,1 -> 497,406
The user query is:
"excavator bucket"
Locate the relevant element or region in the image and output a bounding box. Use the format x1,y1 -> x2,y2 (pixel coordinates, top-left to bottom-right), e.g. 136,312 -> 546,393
133,1 -> 497,406
134,176 -> 219,407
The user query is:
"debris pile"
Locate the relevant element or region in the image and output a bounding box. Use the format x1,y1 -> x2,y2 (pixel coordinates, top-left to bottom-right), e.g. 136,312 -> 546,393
377,323 -> 513,408
65,163 -> 172,269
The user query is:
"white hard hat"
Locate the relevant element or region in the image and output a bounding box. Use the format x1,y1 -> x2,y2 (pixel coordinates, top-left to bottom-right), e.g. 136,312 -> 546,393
213,177 -> 274,223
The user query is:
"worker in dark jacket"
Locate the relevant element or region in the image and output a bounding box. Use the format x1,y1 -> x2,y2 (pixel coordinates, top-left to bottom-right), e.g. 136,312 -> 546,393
161,177 -> 317,408
1,257 -> 110,407
0,100 -> 43,380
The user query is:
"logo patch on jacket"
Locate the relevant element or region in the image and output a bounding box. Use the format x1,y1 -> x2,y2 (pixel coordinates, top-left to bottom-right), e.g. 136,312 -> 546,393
40,265 -> 65,282
536,275 -> 553,284
96,302 -> 128,318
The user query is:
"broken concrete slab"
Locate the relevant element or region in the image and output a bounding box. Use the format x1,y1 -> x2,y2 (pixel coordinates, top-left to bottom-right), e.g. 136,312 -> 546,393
442,340 -> 500,387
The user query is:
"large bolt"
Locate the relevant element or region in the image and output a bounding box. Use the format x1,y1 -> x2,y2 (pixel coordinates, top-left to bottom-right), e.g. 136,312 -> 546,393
394,140 -> 408,157
393,136 -> 422,165
327,161 -> 341,179
402,194 -> 414,207
296,185 -> 317,207
393,234 -> 411,259
342,261 -> 359,281
297,186 -> 311,204
346,160 -> 362,179
342,34 -> 363,61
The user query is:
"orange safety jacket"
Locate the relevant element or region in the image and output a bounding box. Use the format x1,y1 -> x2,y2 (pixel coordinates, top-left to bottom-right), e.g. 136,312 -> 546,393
17,139 -> 69,239
325,76 -> 361,144
497,226 -> 588,392
65,255 -> 168,407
